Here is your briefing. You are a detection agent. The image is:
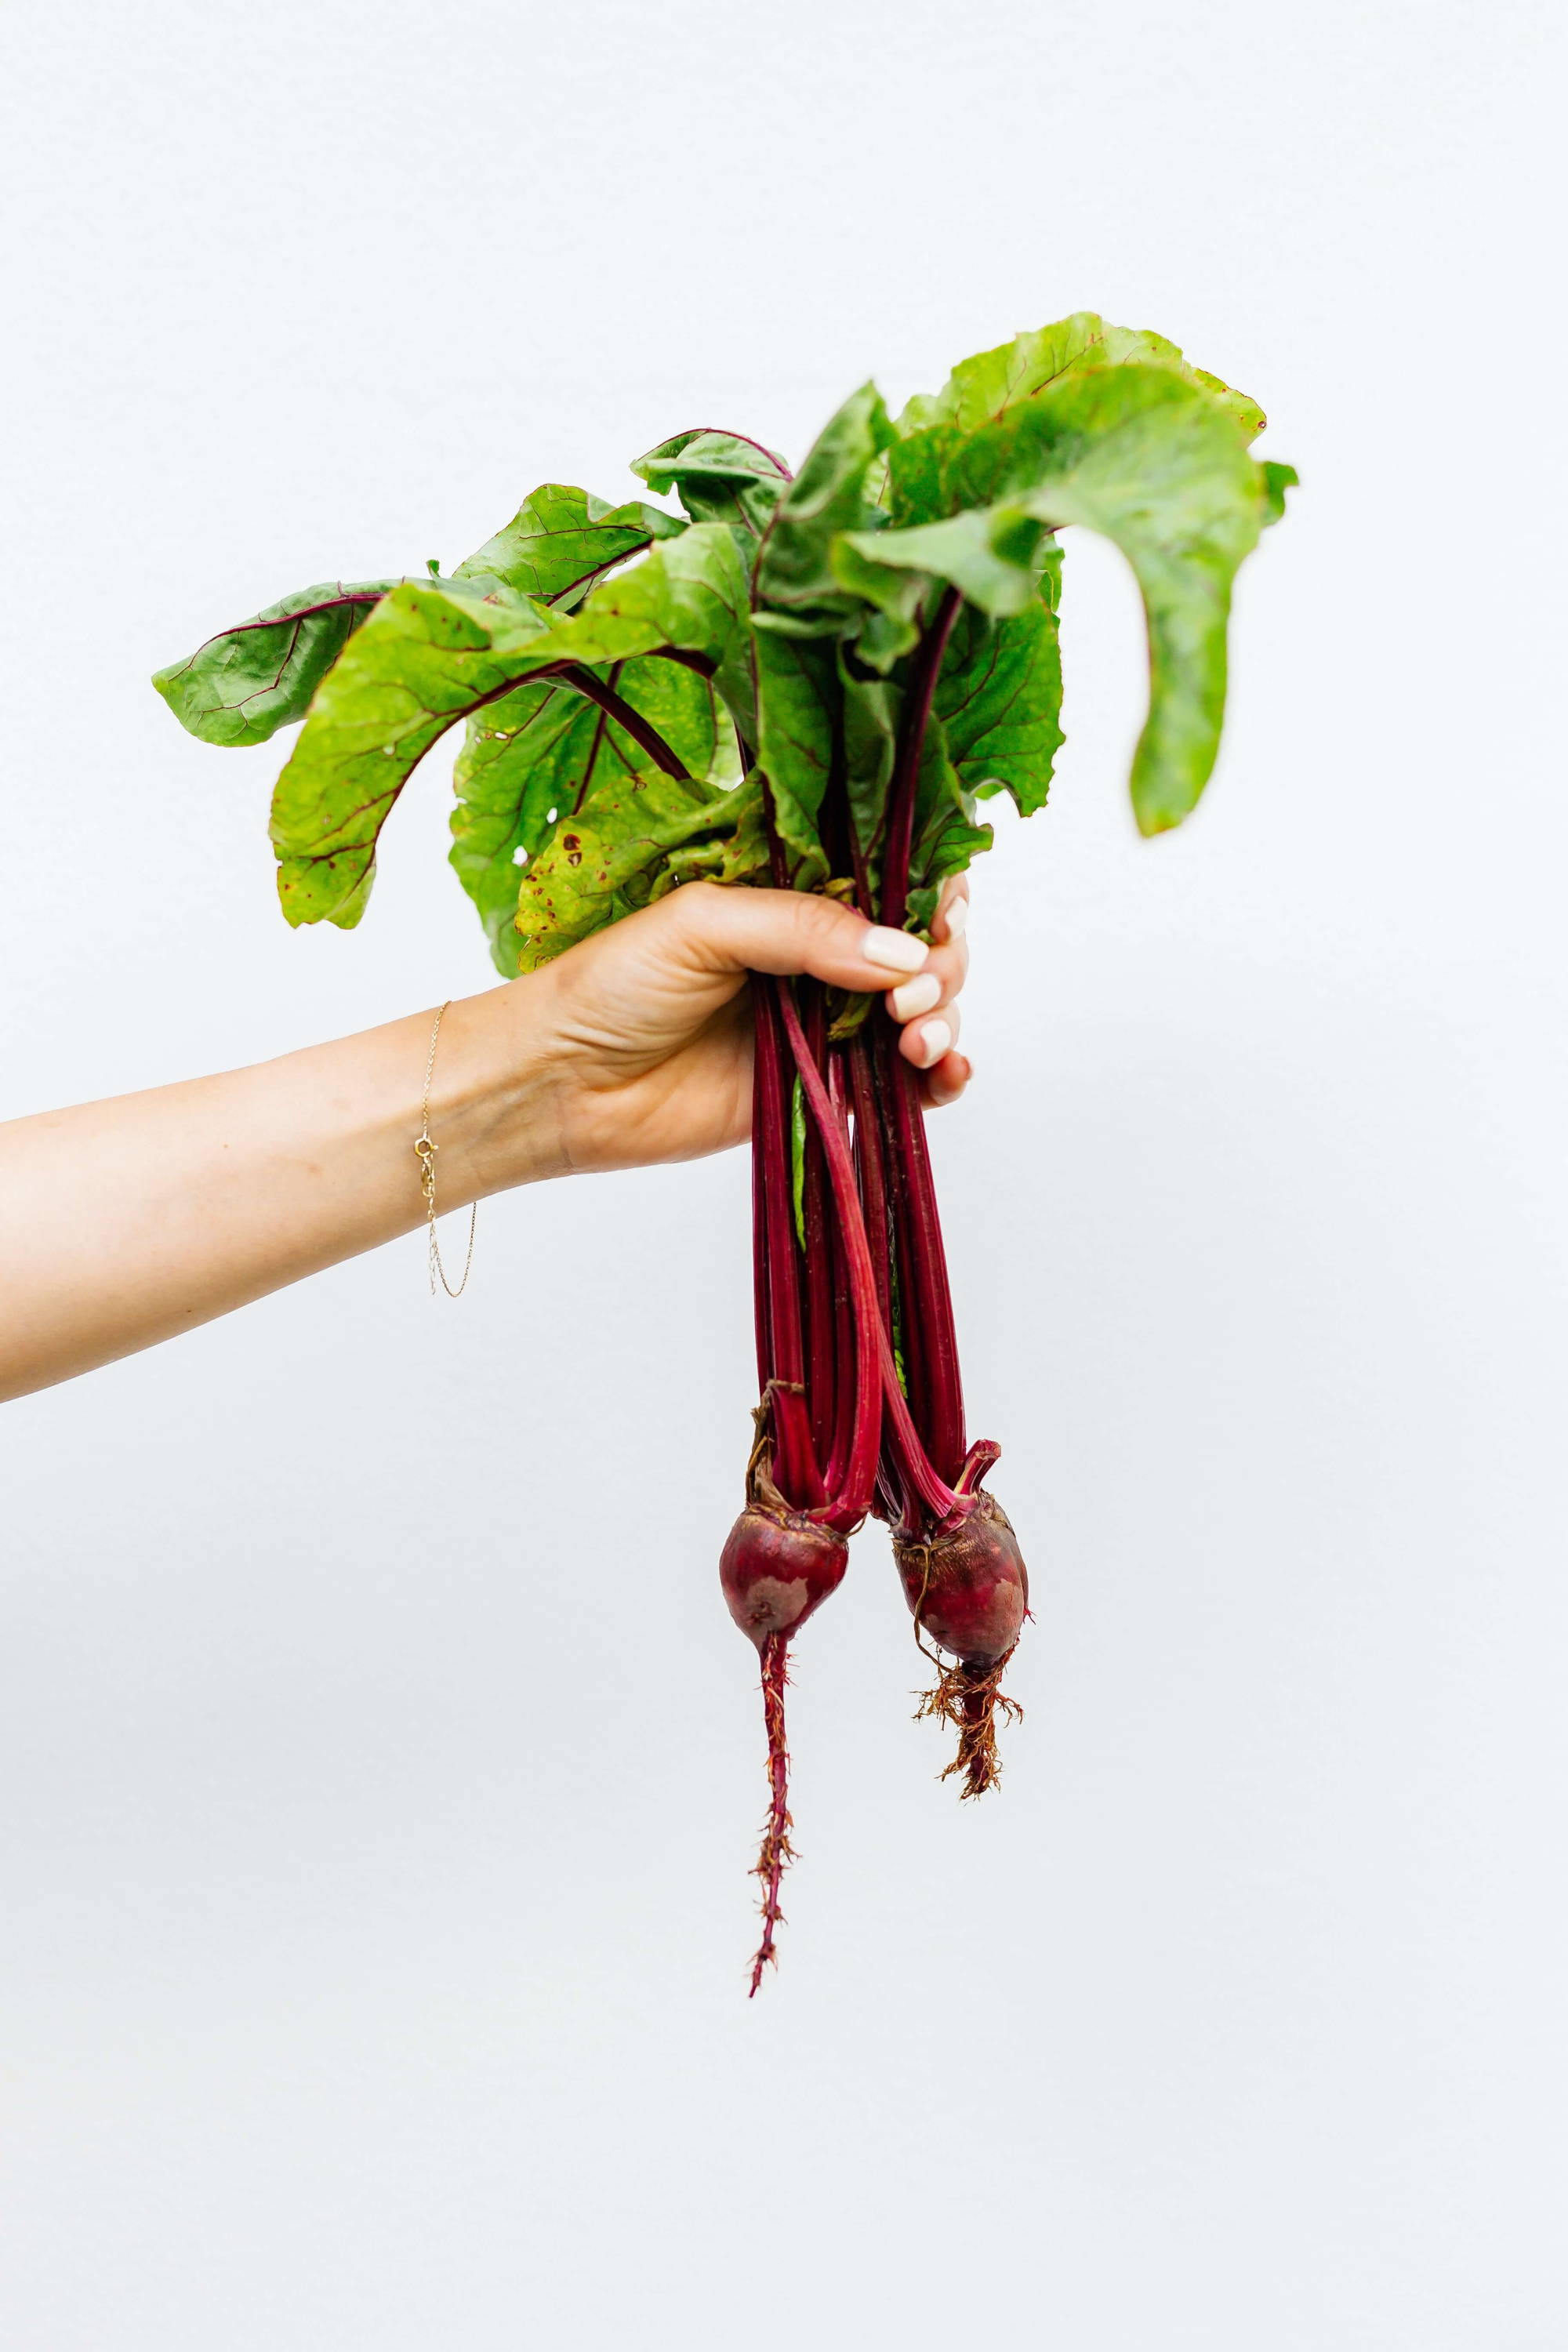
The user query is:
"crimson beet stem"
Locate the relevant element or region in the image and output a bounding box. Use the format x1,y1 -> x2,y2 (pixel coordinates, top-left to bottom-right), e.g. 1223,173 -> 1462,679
773,978 -> 955,1528
751,976 -> 825,1511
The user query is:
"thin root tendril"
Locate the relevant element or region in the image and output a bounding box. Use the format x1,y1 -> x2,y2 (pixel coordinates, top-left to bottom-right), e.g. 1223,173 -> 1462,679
748,1633 -> 795,1994
913,1646 -> 1022,1799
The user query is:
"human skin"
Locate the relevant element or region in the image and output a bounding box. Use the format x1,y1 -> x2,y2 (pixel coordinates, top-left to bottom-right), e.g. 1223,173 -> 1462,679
0,879 -> 970,1403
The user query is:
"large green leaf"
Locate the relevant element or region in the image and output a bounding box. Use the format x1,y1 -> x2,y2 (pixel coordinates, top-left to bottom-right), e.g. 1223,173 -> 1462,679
899,312 -> 1267,441
840,366 -> 1280,837
152,579 -> 403,747
270,526 -> 750,927
888,313 -> 1267,529
453,484 -> 682,604
452,653 -> 742,975
630,430 -> 791,543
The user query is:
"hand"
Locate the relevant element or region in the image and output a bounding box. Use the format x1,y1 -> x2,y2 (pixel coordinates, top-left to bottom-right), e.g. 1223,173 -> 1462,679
488,877 -> 971,1183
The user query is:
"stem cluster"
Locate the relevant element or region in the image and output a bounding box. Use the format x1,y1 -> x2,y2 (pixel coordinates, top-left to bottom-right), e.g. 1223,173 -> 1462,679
732,587 -> 1029,1988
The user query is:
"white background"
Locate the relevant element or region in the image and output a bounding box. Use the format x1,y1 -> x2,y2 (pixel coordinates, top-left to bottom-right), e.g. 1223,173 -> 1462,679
2,2 -> 1565,2344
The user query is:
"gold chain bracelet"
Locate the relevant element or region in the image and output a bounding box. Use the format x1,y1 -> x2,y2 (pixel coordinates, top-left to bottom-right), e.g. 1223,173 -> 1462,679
414,1000 -> 477,1298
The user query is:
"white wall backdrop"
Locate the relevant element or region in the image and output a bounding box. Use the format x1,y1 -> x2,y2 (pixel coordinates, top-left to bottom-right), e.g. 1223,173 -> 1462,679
3,2 -> 1565,2345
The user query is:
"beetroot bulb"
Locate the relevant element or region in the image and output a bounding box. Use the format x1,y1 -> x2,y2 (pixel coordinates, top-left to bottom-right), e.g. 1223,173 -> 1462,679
720,1415 -> 851,1996
893,1472 -> 1029,1799
720,1462 -> 851,1650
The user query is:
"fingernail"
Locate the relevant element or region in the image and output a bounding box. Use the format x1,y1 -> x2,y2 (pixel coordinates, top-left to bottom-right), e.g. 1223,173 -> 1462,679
916,1017 -> 953,1067
890,971 -> 942,1022
941,894 -> 968,940
862,925 -> 928,975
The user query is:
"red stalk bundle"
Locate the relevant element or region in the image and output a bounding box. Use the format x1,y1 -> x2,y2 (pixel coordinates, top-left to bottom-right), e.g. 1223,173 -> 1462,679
720,591 -> 1029,1992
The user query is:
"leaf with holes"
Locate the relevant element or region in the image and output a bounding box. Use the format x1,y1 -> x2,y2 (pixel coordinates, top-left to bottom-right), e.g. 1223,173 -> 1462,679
268,524 -> 751,928
452,652 -> 743,975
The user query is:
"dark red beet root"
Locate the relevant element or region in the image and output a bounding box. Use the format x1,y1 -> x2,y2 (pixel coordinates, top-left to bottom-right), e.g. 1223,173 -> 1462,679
722,1432 -> 850,1992
720,1500 -> 849,1648
895,1486 -> 1029,1799
894,1490 -> 1028,1663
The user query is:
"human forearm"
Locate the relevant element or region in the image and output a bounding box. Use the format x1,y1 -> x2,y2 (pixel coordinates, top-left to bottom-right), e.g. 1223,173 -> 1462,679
0,985 -> 555,1402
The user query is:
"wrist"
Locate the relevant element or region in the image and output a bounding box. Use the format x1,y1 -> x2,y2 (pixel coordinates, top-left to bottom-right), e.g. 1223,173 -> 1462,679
423,975 -> 572,1199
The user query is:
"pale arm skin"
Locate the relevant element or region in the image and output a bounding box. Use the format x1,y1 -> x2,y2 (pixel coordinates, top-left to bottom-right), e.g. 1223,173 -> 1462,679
0,879 -> 971,1404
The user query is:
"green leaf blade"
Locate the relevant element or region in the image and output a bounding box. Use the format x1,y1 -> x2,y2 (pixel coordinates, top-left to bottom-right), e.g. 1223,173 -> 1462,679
453,484 -> 683,604
269,579 -> 531,927
270,528 -> 752,933
453,651 -> 746,975
751,630 -> 837,884
945,365 -> 1279,834
151,579 -> 404,747
887,314 -> 1269,532
934,583 -> 1065,821
630,430 -> 792,542
753,383 -> 895,631
898,310 -> 1267,445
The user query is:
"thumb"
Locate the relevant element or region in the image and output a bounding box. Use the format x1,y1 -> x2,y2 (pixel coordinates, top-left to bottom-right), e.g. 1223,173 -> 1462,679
668,881 -> 932,993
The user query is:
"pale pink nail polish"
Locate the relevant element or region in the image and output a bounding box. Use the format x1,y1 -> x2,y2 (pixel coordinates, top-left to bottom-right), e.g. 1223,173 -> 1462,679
891,971 -> 942,1022
862,925 -> 929,975
917,1017 -> 953,1067
942,895 -> 968,940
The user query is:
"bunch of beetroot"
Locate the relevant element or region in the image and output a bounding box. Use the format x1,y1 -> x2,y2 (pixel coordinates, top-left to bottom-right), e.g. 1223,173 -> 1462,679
153,314 -> 1293,1990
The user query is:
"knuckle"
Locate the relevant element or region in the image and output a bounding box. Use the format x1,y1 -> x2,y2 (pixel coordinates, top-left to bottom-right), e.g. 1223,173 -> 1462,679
793,891 -> 855,954
666,880 -> 735,956
673,880 -> 727,929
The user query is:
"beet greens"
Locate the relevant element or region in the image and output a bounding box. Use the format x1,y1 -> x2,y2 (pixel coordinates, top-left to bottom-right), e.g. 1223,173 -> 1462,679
154,313 -> 1294,1988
